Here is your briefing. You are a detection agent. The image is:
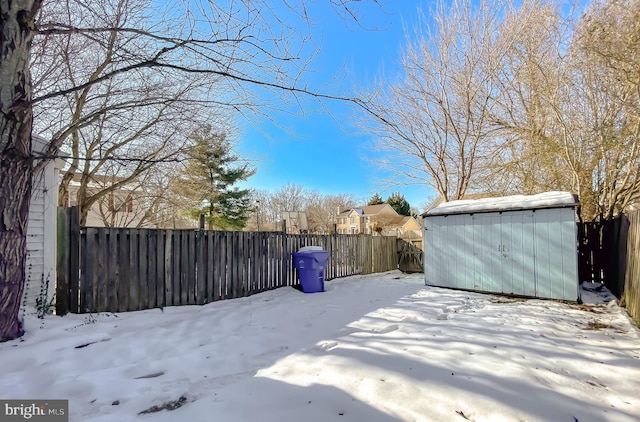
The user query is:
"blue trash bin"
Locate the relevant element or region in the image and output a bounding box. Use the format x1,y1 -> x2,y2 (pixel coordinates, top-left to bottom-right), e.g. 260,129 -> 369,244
292,246 -> 330,293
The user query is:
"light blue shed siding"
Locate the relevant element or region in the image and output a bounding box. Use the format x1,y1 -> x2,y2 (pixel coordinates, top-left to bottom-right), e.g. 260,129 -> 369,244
424,207 -> 579,301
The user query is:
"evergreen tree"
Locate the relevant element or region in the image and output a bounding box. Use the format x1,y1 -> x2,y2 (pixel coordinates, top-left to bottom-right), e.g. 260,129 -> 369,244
387,192 -> 411,216
180,126 -> 256,230
368,193 -> 384,205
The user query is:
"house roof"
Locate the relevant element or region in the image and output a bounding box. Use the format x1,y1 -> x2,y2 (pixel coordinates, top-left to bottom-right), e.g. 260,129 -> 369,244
337,203 -> 394,217
424,191 -> 579,216
359,204 -> 392,215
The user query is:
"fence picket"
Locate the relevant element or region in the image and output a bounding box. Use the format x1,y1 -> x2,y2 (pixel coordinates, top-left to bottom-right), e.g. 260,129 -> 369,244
147,230 -> 157,308
139,229 -> 149,310
107,229 -> 118,312
129,229 -> 139,311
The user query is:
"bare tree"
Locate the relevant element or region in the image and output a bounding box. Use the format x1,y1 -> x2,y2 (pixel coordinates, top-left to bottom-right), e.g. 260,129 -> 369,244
0,0 -> 383,341
489,0 -> 640,220
479,0 -> 571,195
32,0 -> 223,226
0,0 -> 41,342
568,0 -> 640,219
361,0 -> 513,201
305,192 -> 357,233
247,187 -> 357,233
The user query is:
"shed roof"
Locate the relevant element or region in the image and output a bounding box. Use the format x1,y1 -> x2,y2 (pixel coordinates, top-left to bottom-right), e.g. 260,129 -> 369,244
423,191 -> 579,216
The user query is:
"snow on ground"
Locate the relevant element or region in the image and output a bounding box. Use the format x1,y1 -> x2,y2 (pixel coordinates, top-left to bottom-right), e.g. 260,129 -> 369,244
2,271 -> 640,422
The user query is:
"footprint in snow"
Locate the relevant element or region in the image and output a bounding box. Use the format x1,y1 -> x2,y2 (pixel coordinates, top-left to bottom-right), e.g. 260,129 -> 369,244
317,341 -> 339,351
374,324 -> 399,334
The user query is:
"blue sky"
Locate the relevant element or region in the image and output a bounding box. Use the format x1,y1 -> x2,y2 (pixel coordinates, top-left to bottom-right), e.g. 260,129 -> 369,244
238,1 -> 436,211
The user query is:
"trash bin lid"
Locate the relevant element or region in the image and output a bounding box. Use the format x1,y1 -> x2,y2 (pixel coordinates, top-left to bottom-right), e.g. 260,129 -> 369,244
299,246 -> 324,252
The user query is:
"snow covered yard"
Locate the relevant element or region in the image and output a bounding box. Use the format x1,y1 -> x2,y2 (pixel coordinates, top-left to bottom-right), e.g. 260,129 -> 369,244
2,271 -> 639,422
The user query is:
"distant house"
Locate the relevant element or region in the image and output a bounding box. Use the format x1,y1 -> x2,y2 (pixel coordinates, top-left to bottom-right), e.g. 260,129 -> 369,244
23,136 -> 61,309
62,174 -> 150,228
336,204 -> 423,246
336,204 -> 398,235
383,215 -> 423,249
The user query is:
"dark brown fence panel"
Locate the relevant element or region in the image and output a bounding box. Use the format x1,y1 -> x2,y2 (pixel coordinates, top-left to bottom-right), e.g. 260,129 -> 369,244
398,239 -> 424,273
578,222 -> 605,284
59,216 -> 403,314
578,218 -> 629,298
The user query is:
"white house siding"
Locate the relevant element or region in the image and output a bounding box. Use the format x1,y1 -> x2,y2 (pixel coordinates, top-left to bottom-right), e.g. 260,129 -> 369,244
23,137 -> 58,309
424,207 -> 579,301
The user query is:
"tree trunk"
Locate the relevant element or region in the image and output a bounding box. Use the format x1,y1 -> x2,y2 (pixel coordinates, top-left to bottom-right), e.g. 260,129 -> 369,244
0,0 -> 41,342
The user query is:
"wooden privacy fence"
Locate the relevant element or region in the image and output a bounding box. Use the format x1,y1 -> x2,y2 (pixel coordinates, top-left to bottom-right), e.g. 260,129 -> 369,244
577,218 -> 629,298
577,212 -> 640,326
56,208 -> 399,314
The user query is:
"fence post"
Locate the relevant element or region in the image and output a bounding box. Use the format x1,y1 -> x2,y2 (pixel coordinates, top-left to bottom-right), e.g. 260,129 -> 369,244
56,207 -> 69,315
68,206 -> 80,313
56,206 -> 80,314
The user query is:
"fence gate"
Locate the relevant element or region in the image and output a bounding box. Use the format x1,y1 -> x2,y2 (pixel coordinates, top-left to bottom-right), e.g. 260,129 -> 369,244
397,239 -> 423,273
577,217 -> 629,298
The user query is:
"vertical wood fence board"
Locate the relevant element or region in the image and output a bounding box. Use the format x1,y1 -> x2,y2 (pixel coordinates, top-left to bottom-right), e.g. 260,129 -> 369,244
155,230 -> 165,308
129,229 -> 139,311
139,229 -> 149,310
118,230 -> 129,312
107,229 -> 118,312
147,230 -> 158,309
231,232 -> 240,298
172,231 -> 181,305
196,230 -> 205,305
188,230 -> 197,304
236,233 -> 243,296
206,233 -> 214,302
235,232 -> 243,297
249,233 -> 257,293
225,232 -> 234,299
96,228 -> 107,312
243,233 -> 251,295
213,232 -> 221,300
79,230 -> 90,313
164,230 -> 173,307
245,233 -> 251,295
81,228 -> 93,313
179,231 -> 188,305
218,232 -> 227,300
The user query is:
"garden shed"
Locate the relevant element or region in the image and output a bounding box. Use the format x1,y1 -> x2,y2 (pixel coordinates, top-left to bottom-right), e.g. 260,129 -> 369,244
422,191 -> 580,301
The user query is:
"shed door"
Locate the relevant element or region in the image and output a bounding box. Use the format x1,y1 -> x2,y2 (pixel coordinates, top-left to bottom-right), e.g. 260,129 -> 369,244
533,208 -> 578,300
473,213 -> 502,293
498,210 -> 536,296
469,211 -> 536,296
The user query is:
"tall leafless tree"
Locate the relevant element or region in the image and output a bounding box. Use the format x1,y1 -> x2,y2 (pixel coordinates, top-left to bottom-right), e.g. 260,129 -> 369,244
360,0 -> 513,201
0,0 -> 382,341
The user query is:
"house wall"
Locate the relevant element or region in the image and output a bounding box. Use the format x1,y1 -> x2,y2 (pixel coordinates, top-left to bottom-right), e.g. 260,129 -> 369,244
424,207 -> 579,301
65,183 -> 147,228
23,137 -> 58,309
